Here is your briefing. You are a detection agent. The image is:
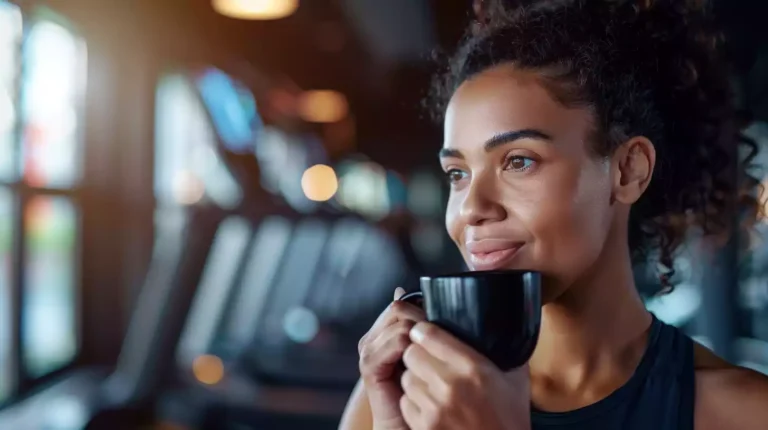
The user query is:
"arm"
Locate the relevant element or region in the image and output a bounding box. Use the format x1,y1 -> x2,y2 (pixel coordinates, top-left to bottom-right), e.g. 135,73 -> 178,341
339,379 -> 374,430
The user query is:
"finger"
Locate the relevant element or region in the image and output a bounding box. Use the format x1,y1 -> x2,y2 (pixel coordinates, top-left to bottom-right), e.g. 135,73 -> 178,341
371,299 -> 426,333
400,369 -> 438,412
360,301 -> 426,360
393,287 -> 406,300
410,322 -> 489,370
389,300 -> 426,321
402,343 -> 449,388
360,321 -> 414,378
399,395 -> 421,430
368,319 -> 414,359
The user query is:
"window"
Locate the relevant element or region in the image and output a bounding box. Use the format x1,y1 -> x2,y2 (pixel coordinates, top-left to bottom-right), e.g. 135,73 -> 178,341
0,1 -> 21,181
0,1 -> 86,402
0,188 -> 13,402
20,20 -> 86,188
22,196 -> 78,377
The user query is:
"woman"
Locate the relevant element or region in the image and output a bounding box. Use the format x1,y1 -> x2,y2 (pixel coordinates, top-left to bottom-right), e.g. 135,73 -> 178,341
340,1 -> 768,429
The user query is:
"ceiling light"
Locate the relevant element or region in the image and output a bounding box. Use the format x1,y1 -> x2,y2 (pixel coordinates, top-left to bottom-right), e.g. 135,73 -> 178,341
212,0 -> 299,20
298,90 -> 348,123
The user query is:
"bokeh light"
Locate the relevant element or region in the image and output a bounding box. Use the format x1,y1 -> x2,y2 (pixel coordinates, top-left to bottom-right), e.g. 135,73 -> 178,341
301,164 -> 338,202
212,0 -> 299,20
172,170 -> 205,205
192,354 -> 225,385
298,90 -> 348,123
283,306 -> 319,344
337,161 -> 390,219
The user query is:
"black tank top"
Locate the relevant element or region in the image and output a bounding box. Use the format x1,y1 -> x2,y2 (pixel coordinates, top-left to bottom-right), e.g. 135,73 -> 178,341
531,315 -> 696,430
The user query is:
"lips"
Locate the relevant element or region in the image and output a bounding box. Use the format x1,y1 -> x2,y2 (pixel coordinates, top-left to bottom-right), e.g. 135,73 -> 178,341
465,239 -> 524,271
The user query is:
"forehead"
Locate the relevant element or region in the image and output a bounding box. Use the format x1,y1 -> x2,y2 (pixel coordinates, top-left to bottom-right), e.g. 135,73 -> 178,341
443,65 -> 594,152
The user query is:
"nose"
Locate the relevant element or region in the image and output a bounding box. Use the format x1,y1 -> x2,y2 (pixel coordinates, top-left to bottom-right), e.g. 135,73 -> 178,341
458,175 -> 507,226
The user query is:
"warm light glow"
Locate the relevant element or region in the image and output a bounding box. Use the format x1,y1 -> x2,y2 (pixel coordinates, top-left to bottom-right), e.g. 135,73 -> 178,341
192,355 -> 225,385
212,0 -> 298,20
301,164 -> 338,202
173,170 -> 205,205
298,90 -> 348,123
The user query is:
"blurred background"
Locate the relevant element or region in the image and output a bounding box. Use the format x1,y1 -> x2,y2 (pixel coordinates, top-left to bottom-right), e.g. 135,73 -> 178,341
0,0 -> 766,428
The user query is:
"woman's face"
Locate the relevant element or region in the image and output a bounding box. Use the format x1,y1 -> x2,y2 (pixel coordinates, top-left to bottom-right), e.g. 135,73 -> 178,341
442,65 -> 619,302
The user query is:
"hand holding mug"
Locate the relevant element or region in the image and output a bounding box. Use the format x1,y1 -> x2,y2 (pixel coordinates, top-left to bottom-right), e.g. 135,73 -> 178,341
358,287 -> 426,430
400,322 -> 532,430
400,271 -> 541,371
358,271 -> 541,430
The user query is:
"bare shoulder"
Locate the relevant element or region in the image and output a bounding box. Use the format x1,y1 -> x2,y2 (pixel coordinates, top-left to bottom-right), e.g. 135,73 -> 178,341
693,342 -> 768,430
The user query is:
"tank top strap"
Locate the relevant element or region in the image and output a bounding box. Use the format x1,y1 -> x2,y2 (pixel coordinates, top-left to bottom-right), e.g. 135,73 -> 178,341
655,316 -> 696,430
638,314 -> 696,430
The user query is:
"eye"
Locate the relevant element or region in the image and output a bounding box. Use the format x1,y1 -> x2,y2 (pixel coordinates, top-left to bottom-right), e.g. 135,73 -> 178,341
505,155 -> 536,172
444,168 -> 468,184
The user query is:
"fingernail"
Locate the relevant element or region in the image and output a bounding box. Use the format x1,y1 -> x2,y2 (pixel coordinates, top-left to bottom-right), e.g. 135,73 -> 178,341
394,287 -> 405,300
410,324 -> 426,344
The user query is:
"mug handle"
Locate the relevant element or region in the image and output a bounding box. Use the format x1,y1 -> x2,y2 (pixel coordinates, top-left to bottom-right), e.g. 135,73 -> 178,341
398,291 -> 424,307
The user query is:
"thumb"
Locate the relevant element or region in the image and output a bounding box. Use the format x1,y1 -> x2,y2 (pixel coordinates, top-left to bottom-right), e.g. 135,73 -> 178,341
393,287 -> 406,300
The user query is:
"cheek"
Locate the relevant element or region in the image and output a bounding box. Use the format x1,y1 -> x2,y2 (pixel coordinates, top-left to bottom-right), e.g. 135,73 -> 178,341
445,194 -> 463,245
519,161 -> 613,278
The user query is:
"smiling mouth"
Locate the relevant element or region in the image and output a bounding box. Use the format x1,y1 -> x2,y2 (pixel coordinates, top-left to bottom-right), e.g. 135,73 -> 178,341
467,245 -> 523,271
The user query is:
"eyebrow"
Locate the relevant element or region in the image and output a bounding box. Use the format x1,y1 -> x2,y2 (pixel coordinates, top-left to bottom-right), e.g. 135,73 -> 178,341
439,129 -> 553,159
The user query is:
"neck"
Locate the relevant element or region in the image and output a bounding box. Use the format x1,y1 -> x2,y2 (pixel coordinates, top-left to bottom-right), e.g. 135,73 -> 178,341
528,235 -> 652,394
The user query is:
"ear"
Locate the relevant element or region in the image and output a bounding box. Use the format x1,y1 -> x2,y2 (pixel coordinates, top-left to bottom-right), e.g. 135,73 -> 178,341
612,136 -> 656,205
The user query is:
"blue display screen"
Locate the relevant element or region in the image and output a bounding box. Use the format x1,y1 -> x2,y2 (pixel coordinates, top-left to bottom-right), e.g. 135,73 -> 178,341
196,68 -> 263,154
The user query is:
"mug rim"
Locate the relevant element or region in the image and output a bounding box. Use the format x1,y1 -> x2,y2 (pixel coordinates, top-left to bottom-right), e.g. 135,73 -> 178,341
420,270 -> 540,282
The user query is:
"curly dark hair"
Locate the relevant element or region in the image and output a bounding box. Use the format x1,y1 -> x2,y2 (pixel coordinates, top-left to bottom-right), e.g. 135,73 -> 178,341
429,0 -> 762,291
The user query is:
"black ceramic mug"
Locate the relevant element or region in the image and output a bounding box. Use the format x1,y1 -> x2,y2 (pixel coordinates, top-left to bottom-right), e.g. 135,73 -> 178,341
399,270 -> 541,371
